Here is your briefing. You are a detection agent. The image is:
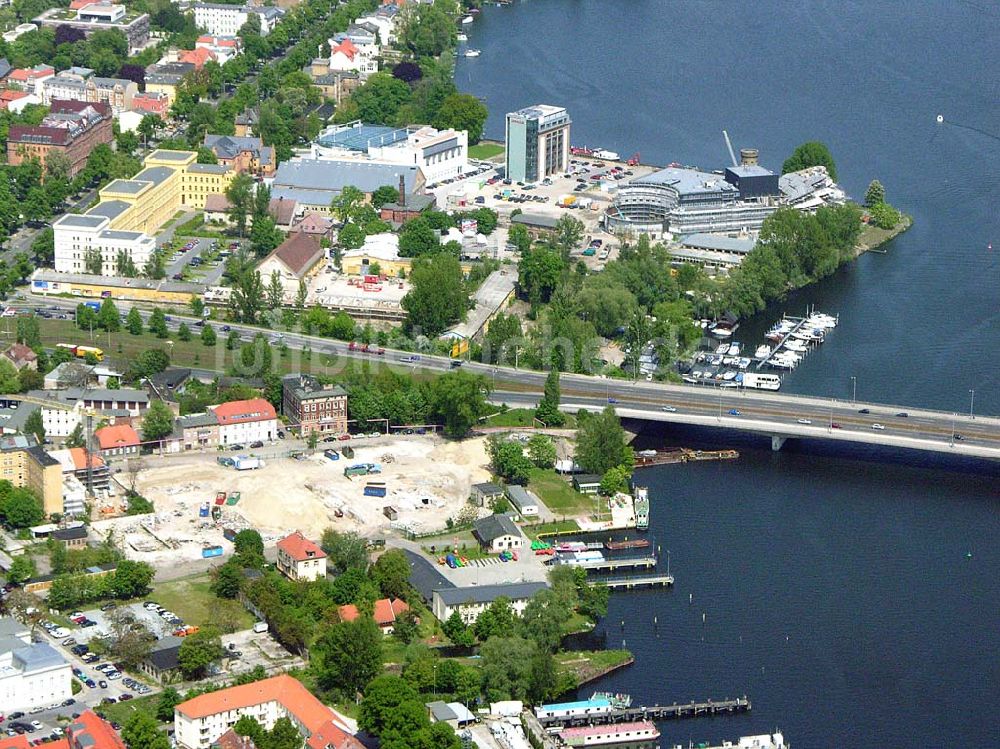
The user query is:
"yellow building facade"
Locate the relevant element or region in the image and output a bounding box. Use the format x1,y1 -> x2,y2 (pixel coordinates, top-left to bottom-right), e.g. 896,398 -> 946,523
0,440 -> 63,517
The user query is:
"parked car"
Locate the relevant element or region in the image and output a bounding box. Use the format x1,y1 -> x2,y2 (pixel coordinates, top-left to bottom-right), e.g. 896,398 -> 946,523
728,409 -> 742,416
249,441 -> 264,448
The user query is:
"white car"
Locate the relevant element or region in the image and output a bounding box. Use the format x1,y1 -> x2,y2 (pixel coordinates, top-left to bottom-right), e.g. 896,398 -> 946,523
872,423 -> 885,430
797,419 -> 812,424
31,722 -> 42,730
107,671 -> 122,680
661,405 -> 677,412
51,627 -> 70,638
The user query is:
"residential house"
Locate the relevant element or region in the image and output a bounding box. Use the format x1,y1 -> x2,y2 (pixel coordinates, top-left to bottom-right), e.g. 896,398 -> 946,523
307,61 -> 359,105
291,212 -> 334,241
139,635 -> 183,684
204,194 -> 232,223
43,362 -> 96,390
174,674 -> 361,749
431,582 -> 548,625
176,46 -> 217,70
60,710 -> 127,749
6,100 -> 113,177
95,424 -> 141,457
234,107 -> 259,137
338,597 -> 409,634
470,482 -> 504,507
208,398 -> 278,445
50,525 -> 88,549
0,617 -> 72,713
0,89 -> 40,113
6,64 -> 55,94
132,90 -> 170,119
472,514 -> 525,553
41,71 -> 137,114
572,474 -> 602,495
256,232 -> 324,299
275,531 -> 327,582
175,411 -> 220,451
203,134 -> 275,176
195,35 -> 240,64
0,435 -> 62,517
144,62 -> 195,106
192,3 -> 285,37
49,447 -> 110,505
268,197 -> 298,230
326,38 -> 378,80
506,485 -> 539,517
3,343 -> 37,371
281,374 -> 348,437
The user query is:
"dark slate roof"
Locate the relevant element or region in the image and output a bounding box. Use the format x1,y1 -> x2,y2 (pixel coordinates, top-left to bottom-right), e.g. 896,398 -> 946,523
573,474 -> 603,485
149,367 -> 191,390
472,482 -> 503,495
146,636 -> 183,671
435,582 -> 547,606
402,548 -> 453,603
472,514 -> 521,542
52,526 -> 88,541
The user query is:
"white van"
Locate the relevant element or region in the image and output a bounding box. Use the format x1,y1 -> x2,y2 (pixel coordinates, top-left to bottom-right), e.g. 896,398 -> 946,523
252,622 -> 269,634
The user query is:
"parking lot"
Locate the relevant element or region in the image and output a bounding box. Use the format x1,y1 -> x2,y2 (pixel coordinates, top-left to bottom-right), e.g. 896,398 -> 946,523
163,237 -> 230,286
72,601 -> 188,644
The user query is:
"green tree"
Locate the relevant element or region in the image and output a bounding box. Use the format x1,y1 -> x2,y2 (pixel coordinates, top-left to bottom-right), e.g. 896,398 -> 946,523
110,560 -> 154,599
442,610 -> 475,648
141,400 -> 175,442
0,359 -> 19,394
148,308 -> 168,338
869,201 -> 901,229
233,529 -> 264,568
122,710 -> 169,749
250,215 -> 283,259
226,173 -> 255,237
479,636 -> 534,701
331,185 -> 365,224
131,348 -> 170,379
486,435 -> 533,485
526,434 -> 557,469
125,307 -> 143,335
115,250 -> 138,277
23,409 -> 45,445
781,141 -> 837,180
266,270 -> 284,310
176,322 -> 191,342
233,716 -> 266,746
267,717 -> 303,749
320,529 -> 369,573
864,179 -> 886,207
65,423 -> 85,449
370,549 -> 411,599
201,323 -> 217,347
402,252 -> 467,337
483,313 -> 522,365
508,223 -> 532,254
231,269 -> 265,324
6,554 -> 35,585
535,366 -> 565,425
0,487 -> 44,528
156,687 -> 182,722
84,247 -> 104,275
397,216 -> 440,257
177,627 -> 225,679
554,214 -> 585,256
599,464 -> 631,495
16,315 -> 41,348
314,615 -> 383,697
211,559 -> 243,599
426,370 -> 490,437
433,93 -> 489,144
518,246 -> 564,304
371,185 -> 401,209
359,675 -> 421,736
401,4 -> 456,58
575,406 -> 634,475
75,303 -> 98,332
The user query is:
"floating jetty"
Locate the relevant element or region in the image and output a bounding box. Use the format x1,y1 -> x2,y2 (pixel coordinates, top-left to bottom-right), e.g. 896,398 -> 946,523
537,696 -> 751,727
603,573 -> 674,589
634,448 -> 739,467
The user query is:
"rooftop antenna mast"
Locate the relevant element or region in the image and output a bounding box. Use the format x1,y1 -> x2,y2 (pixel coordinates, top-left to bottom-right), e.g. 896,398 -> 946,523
722,130 -> 739,168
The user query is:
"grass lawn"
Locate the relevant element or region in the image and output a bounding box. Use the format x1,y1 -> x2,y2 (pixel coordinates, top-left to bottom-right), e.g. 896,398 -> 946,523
555,649 -> 633,688
528,468 -> 595,516
95,694 -> 161,725
469,143 -> 504,160
522,519 -> 580,540
418,531 -> 492,561
153,574 -> 255,631
483,408 -> 537,427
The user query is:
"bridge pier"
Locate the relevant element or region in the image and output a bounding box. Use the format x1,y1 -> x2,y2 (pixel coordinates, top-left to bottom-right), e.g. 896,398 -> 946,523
771,435 -> 787,451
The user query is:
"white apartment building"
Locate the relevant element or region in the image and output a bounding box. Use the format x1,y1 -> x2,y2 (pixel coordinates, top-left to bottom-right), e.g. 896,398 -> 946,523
52,214 -> 155,275
355,6 -> 399,44
192,3 -> 284,37
208,398 -> 279,445
326,38 -> 378,80
431,582 -> 548,625
0,618 -> 73,713
313,122 -> 468,185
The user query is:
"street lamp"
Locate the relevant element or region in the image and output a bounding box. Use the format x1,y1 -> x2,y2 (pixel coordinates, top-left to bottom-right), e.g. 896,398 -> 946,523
969,389 -> 975,420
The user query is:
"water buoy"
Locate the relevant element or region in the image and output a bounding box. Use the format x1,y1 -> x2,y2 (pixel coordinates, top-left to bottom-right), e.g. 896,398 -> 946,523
936,114 -> 944,124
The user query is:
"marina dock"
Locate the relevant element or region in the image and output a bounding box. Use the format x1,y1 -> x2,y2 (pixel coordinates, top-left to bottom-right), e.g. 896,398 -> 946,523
537,697 -> 751,727
570,555 -> 657,571
603,573 -> 674,589
634,448 -> 739,467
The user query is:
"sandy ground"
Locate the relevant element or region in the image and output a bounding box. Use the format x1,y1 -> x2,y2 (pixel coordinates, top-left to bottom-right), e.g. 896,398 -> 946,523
94,436 -> 490,565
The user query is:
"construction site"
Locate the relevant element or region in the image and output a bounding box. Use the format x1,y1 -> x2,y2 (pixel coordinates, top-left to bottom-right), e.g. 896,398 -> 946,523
90,436 -> 492,565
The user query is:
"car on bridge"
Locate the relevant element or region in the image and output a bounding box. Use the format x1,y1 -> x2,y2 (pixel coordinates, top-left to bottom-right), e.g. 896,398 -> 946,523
608,397 -> 618,404
871,423 -> 885,430
661,405 -> 677,412
797,419 -> 812,424
728,409 -> 741,416
831,423 -> 842,429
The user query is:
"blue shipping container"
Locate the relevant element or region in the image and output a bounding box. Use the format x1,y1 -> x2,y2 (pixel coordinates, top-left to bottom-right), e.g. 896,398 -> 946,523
364,486 -> 387,497
202,546 -> 224,558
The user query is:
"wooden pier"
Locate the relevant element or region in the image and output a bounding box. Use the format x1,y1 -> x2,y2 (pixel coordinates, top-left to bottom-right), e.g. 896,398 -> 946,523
572,555 -> 657,571
538,697 -> 751,728
603,573 -> 674,589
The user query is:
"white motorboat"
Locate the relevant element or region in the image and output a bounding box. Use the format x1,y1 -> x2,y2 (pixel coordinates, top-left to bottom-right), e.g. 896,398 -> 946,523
754,345 -> 771,359
715,343 -> 730,355
729,342 -> 741,356
464,49 -> 481,57
457,33 -> 468,41
461,15 -> 474,24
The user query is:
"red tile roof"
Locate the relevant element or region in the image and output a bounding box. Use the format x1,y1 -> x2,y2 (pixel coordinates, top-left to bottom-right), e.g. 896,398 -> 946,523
214,731 -> 256,749
176,674 -> 335,731
373,597 -> 409,627
277,531 -> 326,562
3,342 -> 37,364
332,39 -> 358,61
210,398 -> 277,425
337,603 -> 359,622
68,447 -> 105,471
178,47 -> 217,68
262,231 -> 324,277
65,710 -> 126,749
95,424 -> 140,450
0,736 -> 31,749
306,721 -> 365,749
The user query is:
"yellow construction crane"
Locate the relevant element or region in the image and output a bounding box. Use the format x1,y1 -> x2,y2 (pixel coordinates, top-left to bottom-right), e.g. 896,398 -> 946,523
1,393 -> 99,497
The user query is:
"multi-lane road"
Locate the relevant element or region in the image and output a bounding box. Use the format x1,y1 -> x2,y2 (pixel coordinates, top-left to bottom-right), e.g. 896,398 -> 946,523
12,295 -> 1000,460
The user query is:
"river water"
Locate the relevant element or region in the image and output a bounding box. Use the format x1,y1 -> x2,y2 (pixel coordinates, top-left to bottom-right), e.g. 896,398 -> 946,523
457,1 -> 1000,746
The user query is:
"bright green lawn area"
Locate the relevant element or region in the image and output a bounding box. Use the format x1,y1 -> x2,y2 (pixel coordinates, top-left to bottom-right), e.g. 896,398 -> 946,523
522,519 -> 580,540
469,143 -> 504,160
152,574 -> 254,630
528,468 -> 595,516
95,694 -> 161,725
484,408 -> 537,427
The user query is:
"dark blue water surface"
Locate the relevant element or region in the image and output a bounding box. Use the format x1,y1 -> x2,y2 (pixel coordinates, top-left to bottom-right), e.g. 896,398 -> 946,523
457,2 -> 1000,746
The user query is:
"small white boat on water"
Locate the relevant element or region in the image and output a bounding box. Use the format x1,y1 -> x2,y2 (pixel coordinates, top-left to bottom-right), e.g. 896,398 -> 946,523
754,345 -> 771,359
461,15 -> 474,24
464,49 -> 481,57
457,33 -> 468,41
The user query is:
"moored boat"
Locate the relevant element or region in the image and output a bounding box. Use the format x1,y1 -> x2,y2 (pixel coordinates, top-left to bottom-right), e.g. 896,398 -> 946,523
559,721 -> 660,747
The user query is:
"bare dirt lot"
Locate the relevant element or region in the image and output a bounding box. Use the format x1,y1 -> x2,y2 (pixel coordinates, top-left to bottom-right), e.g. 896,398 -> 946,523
93,436 -> 491,566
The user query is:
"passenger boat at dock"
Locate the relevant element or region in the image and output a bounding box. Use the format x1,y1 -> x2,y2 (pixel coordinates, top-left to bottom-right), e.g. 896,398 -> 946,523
633,486 -> 649,530
606,538 -> 650,551
558,721 -> 660,747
